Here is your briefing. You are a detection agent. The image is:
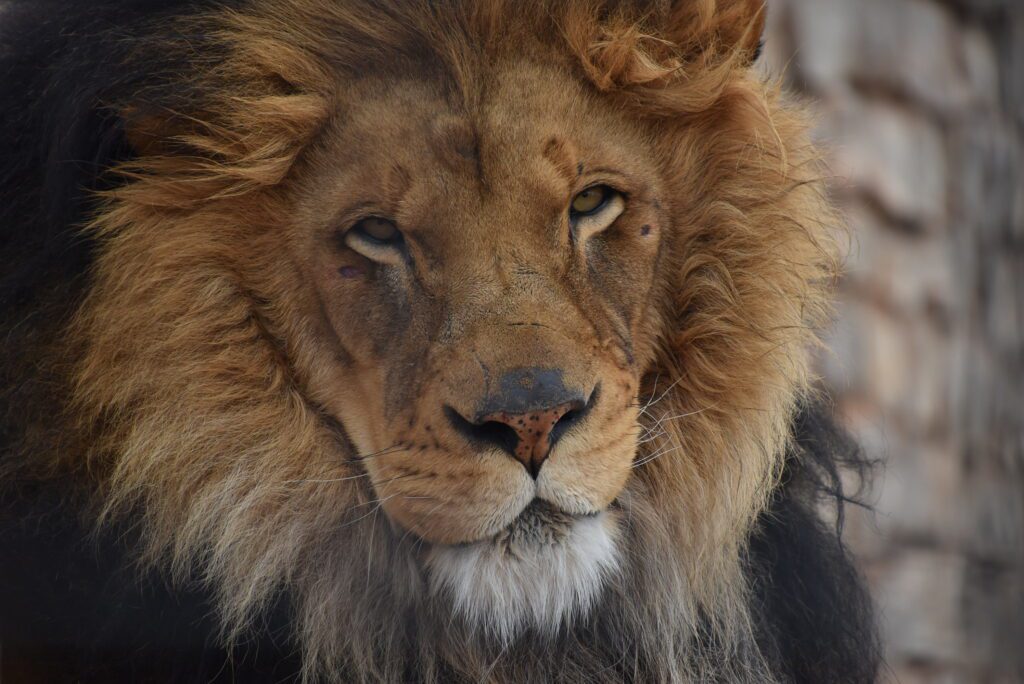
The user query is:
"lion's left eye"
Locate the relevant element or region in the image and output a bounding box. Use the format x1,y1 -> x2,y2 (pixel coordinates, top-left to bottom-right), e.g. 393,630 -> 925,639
570,185 -> 611,217
569,185 -> 624,242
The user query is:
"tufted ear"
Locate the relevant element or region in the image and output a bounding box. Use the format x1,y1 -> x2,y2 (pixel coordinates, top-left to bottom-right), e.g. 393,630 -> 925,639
666,0 -> 766,65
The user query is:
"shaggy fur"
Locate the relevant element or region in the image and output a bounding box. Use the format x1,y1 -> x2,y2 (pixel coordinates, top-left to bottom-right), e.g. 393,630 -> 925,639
0,1 -> 881,682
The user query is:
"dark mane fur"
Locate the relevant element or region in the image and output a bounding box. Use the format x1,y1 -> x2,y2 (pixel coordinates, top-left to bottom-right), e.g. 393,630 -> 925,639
1,2 -> 881,681
748,408 -> 882,683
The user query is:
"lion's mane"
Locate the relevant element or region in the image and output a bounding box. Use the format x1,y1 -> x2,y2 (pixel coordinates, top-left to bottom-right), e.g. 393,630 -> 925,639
0,1 -> 880,682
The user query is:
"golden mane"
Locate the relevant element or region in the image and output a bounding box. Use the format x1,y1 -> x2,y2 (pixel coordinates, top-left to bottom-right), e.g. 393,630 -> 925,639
55,1 -> 842,680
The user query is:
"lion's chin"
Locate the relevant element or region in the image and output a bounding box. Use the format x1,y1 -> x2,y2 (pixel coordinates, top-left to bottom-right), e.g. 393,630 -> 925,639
424,500 -> 620,644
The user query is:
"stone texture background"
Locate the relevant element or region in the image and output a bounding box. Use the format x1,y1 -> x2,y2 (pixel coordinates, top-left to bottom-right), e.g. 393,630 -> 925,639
760,0 -> 1024,681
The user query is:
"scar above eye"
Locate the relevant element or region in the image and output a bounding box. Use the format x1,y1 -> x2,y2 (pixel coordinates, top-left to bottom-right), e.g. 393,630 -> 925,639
542,136 -> 578,183
339,266 -> 363,278
576,162 -> 583,177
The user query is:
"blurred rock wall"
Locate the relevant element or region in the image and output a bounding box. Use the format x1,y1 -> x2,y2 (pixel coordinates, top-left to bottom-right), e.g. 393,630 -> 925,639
761,0 -> 1024,681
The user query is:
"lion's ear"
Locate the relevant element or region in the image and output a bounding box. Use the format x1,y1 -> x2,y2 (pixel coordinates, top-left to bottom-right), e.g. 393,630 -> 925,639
666,0 -> 766,65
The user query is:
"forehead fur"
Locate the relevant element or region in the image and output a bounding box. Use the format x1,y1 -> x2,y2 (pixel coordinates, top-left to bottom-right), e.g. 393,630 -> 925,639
117,0 -> 765,191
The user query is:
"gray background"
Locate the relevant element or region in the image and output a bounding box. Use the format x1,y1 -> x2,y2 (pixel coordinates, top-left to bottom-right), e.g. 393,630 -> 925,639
760,0 -> 1023,681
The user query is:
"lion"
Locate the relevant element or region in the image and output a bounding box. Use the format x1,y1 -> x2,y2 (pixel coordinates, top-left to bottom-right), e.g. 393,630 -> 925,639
0,0 -> 880,681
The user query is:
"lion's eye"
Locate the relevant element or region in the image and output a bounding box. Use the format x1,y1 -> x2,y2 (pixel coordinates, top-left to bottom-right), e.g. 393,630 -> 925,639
352,217 -> 401,245
570,186 -> 611,217
569,185 -> 625,243
344,217 -> 406,265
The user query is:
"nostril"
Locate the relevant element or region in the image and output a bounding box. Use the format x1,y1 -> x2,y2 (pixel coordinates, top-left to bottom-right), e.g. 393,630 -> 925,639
444,406 -> 520,455
548,383 -> 600,448
547,408 -> 580,447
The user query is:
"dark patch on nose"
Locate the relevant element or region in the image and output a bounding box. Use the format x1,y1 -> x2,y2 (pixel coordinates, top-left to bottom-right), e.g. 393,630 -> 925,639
479,367 -> 577,416
445,369 -> 597,478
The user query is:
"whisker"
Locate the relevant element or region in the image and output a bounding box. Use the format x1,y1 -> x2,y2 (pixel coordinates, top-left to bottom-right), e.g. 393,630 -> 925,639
632,443 -> 685,468
338,493 -> 400,529
281,472 -> 370,485
640,404 -> 717,434
630,375 -> 685,417
346,443 -> 409,462
639,372 -> 662,412
281,443 -> 412,484
283,469 -> 427,488
631,404 -> 718,467
636,427 -> 666,445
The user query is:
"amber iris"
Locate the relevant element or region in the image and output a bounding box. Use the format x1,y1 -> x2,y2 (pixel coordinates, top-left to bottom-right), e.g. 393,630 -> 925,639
570,185 -> 611,216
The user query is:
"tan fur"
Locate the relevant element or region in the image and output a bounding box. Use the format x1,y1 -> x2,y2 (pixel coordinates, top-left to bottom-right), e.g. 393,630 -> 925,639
68,1 -> 836,681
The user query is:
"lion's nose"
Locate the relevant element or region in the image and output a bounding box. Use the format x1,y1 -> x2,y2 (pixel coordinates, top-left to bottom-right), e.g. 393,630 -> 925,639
477,401 -> 579,477
444,368 -> 593,478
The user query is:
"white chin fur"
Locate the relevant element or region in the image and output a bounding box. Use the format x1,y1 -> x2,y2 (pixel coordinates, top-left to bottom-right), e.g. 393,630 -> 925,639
425,508 -> 620,644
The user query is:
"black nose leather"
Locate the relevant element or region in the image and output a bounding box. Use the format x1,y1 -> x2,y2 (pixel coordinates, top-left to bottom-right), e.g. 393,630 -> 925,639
445,368 -> 594,478
478,367 -> 583,418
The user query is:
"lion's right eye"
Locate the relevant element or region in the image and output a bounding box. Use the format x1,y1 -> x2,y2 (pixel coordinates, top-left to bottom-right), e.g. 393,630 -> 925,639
344,217 -> 407,265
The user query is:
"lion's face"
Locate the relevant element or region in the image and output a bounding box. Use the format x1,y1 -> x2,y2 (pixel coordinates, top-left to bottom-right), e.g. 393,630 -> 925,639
292,64 -> 661,549
73,0 -> 836,675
